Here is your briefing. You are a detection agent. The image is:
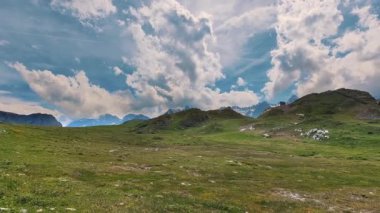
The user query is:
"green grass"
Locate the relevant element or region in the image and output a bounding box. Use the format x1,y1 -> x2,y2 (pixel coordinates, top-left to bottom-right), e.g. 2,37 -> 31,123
0,116 -> 379,212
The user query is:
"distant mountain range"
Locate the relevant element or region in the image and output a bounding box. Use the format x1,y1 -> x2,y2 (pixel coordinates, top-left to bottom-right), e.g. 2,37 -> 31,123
164,104 -> 272,119
0,111 -> 62,127
2,89 -> 376,128
68,114 -> 150,127
232,102 -> 271,118
165,103 -> 273,119
287,95 -> 299,104
231,95 -> 299,118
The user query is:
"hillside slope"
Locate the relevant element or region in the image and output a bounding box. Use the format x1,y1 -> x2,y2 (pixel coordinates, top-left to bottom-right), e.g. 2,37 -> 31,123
261,88 -> 380,120
133,107 -> 249,133
0,111 -> 62,127
0,110 -> 379,212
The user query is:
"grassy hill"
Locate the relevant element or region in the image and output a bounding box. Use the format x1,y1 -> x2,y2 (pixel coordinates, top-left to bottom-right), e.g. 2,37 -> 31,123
133,107 -> 249,133
261,88 -> 380,119
0,89 -> 379,212
255,89 -> 380,137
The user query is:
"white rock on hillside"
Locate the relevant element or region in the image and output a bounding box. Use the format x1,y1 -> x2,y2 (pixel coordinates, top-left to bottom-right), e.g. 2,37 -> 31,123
239,125 -> 255,132
263,133 -> 271,138
297,128 -> 329,141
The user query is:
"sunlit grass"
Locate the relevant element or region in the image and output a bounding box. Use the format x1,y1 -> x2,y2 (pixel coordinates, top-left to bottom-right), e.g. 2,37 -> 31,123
0,117 -> 379,212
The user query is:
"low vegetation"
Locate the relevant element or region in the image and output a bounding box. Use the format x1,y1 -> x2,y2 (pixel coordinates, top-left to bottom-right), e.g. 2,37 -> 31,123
0,117 -> 379,212
0,89 -> 379,212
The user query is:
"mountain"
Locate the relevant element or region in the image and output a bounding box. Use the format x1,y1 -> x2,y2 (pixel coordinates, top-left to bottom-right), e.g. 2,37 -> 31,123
122,114 -> 150,123
134,107 -> 248,133
232,102 -> 271,118
68,114 -> 121,127
165,106 -> 193,115
68,114 -> 150,127
261,88 -> 380,120
0,111 -> 62,127
287,95 -> 298,104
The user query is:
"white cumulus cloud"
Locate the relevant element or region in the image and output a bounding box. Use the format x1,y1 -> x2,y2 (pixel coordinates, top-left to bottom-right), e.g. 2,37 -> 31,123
123,0 -> 259,109
179,0 -> 278,68
51,0 -> 116,20
113,66 -> 123,76
236,77 -> 247,87
262,0 -> 380,99
10,62 -> 133,119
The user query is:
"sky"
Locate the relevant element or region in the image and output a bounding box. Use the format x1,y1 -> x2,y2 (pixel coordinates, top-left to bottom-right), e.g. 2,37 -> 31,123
0,0 -> 379,125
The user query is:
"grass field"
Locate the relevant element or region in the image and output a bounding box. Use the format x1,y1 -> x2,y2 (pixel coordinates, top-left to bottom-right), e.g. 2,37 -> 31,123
0,116 -> 379,212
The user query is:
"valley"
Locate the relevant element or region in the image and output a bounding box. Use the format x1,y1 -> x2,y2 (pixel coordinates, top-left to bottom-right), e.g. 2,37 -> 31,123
2,0 -> 380,212
0,89 -> 379,212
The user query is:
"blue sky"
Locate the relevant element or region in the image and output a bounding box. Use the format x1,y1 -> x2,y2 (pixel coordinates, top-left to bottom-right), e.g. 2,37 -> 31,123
0,0 -> 379,124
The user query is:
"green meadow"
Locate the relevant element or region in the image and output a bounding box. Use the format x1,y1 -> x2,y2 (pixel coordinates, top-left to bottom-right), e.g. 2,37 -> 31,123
0,114 -> 379,212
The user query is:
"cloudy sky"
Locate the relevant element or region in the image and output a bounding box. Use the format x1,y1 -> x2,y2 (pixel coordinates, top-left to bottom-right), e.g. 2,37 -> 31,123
0,0 -> 379,124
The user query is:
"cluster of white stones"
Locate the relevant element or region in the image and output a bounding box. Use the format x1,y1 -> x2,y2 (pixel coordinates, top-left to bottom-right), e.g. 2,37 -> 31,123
239,125 -> 255,132
263,133 -> 271,138
296,128 -> 330,141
